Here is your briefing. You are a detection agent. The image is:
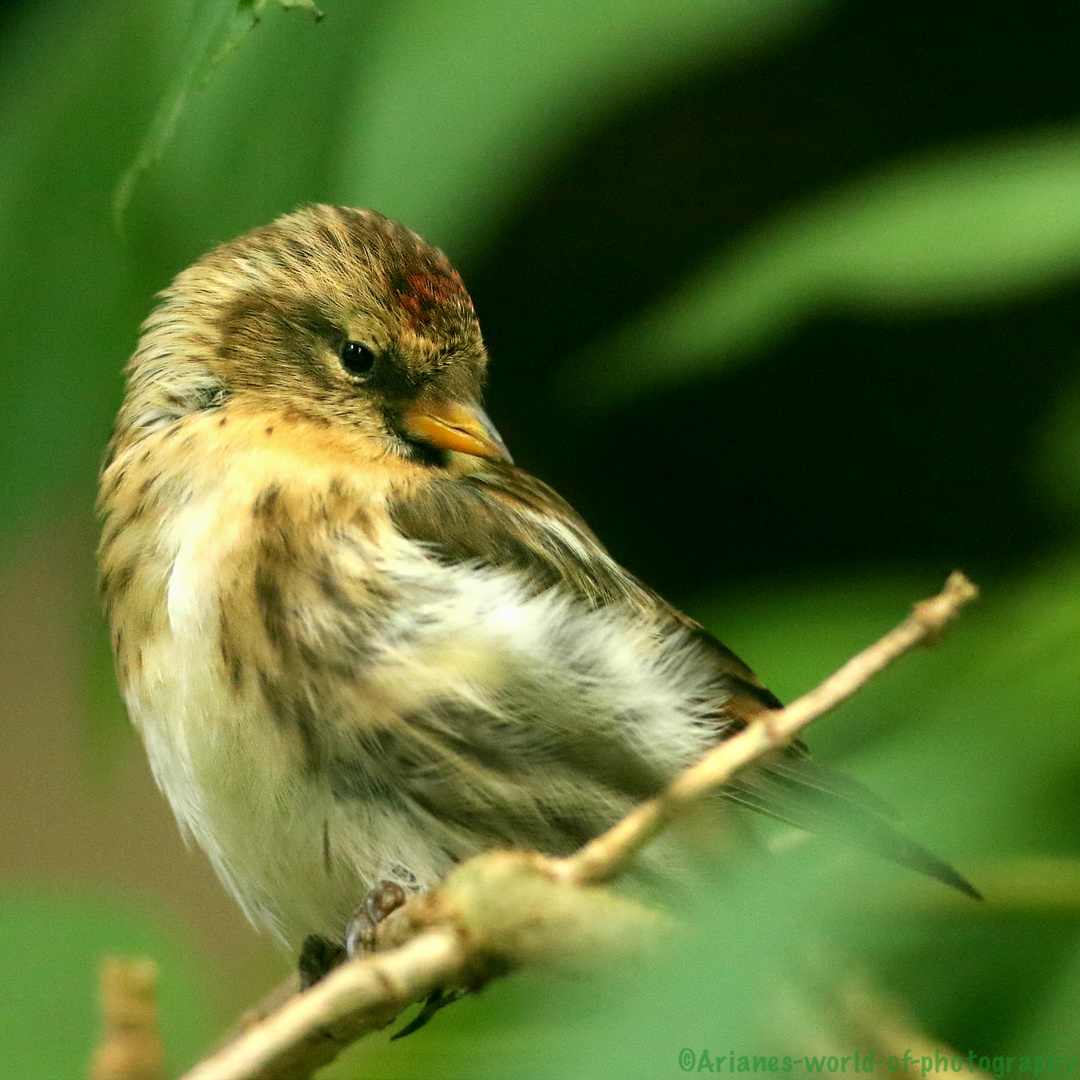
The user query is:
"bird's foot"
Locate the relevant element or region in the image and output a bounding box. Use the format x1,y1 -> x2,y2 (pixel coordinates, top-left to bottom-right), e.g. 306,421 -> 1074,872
304,881 -> 461,1036
297,934 -> 347,990
392,987 -> 467,1039
297,879 -> 410,988
345,879 -> 409,958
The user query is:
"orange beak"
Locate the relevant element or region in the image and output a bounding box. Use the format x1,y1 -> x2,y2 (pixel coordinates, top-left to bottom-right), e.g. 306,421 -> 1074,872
400,399 -> 513,463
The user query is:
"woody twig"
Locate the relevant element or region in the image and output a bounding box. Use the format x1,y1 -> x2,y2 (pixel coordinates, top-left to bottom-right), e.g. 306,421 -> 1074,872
90,957 -> 166,1080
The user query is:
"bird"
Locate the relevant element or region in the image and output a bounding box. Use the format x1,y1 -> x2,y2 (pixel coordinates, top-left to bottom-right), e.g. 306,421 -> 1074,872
97,204 -> 977,988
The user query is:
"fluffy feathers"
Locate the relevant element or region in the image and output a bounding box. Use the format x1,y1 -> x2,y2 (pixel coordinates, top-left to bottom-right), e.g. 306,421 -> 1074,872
98,205 -> 976,952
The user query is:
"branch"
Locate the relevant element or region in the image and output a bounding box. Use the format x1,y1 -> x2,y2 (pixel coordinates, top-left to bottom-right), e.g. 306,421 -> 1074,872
90,958 -> 166,1080
770,955 -> 988,1075
184,855 -> 662,1080
556,570 -> 978,886
180,572 -> 978,1080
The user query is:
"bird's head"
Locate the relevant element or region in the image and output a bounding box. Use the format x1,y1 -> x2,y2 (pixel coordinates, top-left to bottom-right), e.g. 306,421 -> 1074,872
115,204 -> 511,464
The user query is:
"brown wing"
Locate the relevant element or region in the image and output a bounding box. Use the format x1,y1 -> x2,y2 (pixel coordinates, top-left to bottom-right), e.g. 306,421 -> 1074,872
388,460 -> 782,725
387,460 -> 980,898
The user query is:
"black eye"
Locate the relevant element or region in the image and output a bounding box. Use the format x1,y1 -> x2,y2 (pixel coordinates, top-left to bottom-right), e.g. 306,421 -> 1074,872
339,340 -> 376,377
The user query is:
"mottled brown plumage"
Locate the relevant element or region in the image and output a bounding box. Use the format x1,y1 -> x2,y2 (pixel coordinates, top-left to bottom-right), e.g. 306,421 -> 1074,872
98,205 -> 976,958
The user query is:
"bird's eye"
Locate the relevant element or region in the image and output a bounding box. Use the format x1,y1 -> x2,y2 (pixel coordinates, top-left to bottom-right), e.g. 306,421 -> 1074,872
339,340 -> 376,377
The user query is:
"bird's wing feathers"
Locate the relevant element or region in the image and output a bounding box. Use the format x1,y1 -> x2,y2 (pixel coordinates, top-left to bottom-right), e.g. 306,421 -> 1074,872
389,463 -> 775,700
241,465 -> 723,867
382,461 -> 979,897
726,756 -> 981,896
387,463 -> 656,614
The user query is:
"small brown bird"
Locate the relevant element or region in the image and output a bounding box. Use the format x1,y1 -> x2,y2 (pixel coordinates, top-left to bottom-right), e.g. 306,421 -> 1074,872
97,205 -> 976,982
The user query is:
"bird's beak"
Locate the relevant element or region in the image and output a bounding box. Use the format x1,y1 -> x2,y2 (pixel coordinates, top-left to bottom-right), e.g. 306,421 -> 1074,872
400,399 -> 513,463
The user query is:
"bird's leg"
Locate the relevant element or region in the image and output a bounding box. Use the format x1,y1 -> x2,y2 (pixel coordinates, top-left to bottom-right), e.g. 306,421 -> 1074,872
297,934 -> 346,989
345,880 -> 467,1038
298,879 -> 410,989
298,882 -> 473,1035
344,879 -> 409,958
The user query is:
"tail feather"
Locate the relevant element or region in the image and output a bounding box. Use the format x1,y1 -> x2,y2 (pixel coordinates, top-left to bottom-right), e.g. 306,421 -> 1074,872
723,754 -> 982,900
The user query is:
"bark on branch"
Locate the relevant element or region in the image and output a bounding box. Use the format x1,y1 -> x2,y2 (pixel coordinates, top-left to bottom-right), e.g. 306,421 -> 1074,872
90,958 -> 166,1080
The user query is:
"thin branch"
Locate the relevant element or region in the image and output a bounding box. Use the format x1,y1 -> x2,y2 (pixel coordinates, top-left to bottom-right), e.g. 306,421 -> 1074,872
770,954 -> 987,1076
184,930 -> 463,1080
180,572 -> 978,1080
90,958 -> 166,1080
831,969 -> 976,1068
186,854 -> 662,1080
556,570 -> 978,885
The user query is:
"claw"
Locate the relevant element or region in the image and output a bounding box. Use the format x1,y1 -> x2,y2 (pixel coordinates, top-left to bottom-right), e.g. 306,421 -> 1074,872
391,987 -> 467,1039
345,880 -> 409,958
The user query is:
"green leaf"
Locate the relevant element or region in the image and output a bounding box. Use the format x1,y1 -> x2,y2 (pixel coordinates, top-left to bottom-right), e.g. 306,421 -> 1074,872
574,124 -> 1080,401
321,853 -> 849,1080
696,556 -> 1080,859
112,0 -> 323,230
0,0 -> 166,539
0,0 -> 336,545
331,0 -> 831,256
1036,369 -> 1080,525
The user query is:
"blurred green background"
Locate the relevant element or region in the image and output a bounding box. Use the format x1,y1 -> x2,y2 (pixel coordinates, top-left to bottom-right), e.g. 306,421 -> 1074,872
1,0 -> 1079,1076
